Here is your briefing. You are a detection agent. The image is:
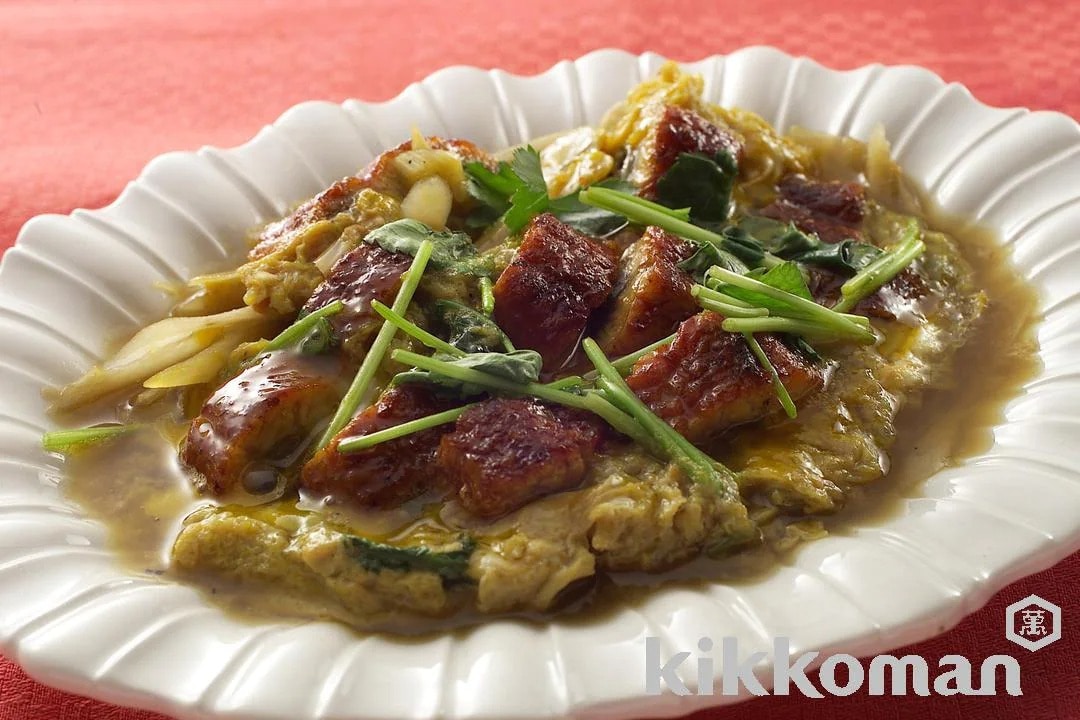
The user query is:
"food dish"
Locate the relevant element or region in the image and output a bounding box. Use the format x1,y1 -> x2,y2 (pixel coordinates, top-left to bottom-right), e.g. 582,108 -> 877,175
2,49 -> 1079,720
43,61 -> 1037,632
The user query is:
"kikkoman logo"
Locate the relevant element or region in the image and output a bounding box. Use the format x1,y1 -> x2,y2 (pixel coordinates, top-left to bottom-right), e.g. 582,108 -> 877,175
644,594 -> 1062,698
1006,594 -> 1062,652
644,637 -> 1021,697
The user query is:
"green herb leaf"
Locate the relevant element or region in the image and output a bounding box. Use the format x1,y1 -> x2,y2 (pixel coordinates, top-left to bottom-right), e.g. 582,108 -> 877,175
678,242 -> 749,282
434,300 -> 512,354
759,261 -> 814,300
394,349 -> 543,397
444,350 -> 542,382
462,162 -> 510,230
548,178 -> 633,236
718,226 -> 767,267
463,160 -> 520,213
736,217 -> 819,256
501,189 -> 548,233
655,151 -> 738,223
720,260 -> 813,309
465,162 -> 515,199
466,148 -> 632,236
578,185 -> 783,269
510,146 -> 547,192
793,240 -> 882,274
343,535 -> 476,584
735,216 -> 883,274
463,147 -> 549,233
365,219 -> 489,276
834,219 -> 925,313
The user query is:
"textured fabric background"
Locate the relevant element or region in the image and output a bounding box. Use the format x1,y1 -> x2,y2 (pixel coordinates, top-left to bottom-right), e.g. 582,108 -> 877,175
1,1 -> 1077,718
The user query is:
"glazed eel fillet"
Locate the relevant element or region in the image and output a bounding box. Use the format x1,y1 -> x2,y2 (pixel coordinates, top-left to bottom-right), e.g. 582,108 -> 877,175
48,63 -> 985,627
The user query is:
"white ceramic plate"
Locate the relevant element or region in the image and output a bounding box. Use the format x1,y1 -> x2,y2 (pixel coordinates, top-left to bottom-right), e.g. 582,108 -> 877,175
2,48 -> 1079,720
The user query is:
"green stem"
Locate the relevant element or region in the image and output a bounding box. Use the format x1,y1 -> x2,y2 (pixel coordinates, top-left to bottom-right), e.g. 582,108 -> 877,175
613,334 -> 678,375
577,392 -> 664,456
42,424 -> 144,455
392,349 -> 579,406
581,339 -> 740,498
699,284 -> 870,327
705,265 -> 875,341
579,186 -> 782,268
691,284 -> 755,308
743,333 -> 796,418
338,405 -> 474,453
610,333 -> 677,374
478,276 -> 495,316
546,375 -> 585,390
834,221 -> 925,313
583,333 -> 679,382
720,317 -> 874,343
594,377 -> 691,466
391,349 -> 654,450
371,300 -> 464,358
693,294 -> 771,319
337,375 -> 587,454
608,192 -> 693,220
263,300 -> 344,352
317,240 -> 434,449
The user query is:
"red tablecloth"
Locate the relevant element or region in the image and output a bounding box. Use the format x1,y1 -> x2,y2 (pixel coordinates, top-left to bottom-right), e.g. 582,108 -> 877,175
1,1 -> 1077,718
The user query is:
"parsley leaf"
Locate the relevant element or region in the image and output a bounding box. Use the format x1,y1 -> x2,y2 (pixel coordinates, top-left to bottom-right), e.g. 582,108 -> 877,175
464,146 -> 546,233
654,151 -> 738,223
754,261 -> 814,300
464,164 -> 515,209
548,178 -> 633,236
735,216 -> 883,274
501,188 -> 548,233
678,242 -> 750,282
793,240 -> 882,274
433,300 -> 512,354
510,146 -> 547,191
718,260 -> 814,311
464,146 -> 627,235
718,226 -> 766,267
736,216 -> 819,256
364,219 -> 489,276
